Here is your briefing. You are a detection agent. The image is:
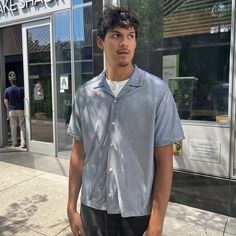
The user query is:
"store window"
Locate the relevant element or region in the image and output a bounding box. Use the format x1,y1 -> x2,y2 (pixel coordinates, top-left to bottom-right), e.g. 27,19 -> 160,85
54,11 -> 72,153
92,0 -> 104,75
73,3 -> 93,89
163,0 -> 231,123
120,0 -> 232,124
73,0 -> 91,5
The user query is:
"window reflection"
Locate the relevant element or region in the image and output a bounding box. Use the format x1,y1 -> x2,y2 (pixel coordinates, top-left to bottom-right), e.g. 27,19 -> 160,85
54,11 -> 72,153
27,26 -> 53,142
73,5 -> 93,87
55,12 -> 71,62
73,0 -> 91,5
163,0 -> 231,123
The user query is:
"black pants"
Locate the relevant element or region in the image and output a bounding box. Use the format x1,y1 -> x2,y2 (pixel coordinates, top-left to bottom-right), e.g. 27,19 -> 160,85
80,204 -> 150,236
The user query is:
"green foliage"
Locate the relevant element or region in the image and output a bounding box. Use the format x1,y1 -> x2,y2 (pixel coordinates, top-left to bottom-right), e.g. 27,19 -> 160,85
121,0 -> 164,48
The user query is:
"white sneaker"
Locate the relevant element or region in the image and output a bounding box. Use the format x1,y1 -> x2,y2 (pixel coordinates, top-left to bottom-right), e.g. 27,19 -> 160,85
20,145 -> 26,149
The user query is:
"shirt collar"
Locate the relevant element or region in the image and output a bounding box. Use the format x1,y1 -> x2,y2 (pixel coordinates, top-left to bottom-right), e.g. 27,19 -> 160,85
91,65 -> 144,89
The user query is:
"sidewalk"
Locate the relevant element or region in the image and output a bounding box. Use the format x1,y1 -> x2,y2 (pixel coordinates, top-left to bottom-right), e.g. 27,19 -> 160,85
0,148 -> 236,236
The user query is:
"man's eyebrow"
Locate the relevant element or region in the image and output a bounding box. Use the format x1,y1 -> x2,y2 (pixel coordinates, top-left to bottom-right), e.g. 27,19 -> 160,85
109,30 -> 136,34
110,30 -> 121,33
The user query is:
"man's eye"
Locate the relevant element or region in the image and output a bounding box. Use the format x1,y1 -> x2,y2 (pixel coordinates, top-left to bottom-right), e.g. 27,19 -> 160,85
113,34 -> 120,38
128,34 -> 135,39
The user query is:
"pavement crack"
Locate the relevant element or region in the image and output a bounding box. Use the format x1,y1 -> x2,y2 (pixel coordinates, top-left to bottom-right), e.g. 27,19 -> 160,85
223,218 -> 229,235
55,225 -> 71,235
0,173 -> 46,193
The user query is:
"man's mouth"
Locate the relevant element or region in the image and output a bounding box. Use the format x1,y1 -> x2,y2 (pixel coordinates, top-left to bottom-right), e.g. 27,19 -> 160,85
117,50 -> 130,54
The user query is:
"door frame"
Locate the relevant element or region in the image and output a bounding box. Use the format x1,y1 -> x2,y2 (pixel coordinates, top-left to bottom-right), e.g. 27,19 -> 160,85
230,0 -> 236,179
0,28 -> 7,148
22,19 -> 56,155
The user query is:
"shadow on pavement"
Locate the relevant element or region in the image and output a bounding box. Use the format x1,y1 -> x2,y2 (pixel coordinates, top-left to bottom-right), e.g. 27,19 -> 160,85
0,194 -> 48,235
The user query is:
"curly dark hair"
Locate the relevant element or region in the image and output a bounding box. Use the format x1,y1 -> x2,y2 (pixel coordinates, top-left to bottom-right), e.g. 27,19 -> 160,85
97,6 -> 139,40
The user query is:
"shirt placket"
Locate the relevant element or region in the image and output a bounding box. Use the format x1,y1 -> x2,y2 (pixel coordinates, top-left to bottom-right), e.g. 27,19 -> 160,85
106,97 -> 120,213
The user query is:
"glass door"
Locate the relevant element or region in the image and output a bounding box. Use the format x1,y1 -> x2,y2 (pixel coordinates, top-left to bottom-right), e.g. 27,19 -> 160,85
22,19 -> 55,155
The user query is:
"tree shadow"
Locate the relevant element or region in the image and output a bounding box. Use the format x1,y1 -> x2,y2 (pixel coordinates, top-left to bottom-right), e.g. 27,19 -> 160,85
0,194 -> 48,234
166,202 -> 227,233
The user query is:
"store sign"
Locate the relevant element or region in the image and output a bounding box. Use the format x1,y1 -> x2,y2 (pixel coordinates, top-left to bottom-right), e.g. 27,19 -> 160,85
208,2 -> 231,34
60,75 -> 68,92
211,2 -> 230,17
190,139 -> 221,163
0,0 -> 70,25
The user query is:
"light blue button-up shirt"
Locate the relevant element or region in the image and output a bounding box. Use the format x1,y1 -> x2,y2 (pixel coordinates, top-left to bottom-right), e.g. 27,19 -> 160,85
68,66 -> 184,217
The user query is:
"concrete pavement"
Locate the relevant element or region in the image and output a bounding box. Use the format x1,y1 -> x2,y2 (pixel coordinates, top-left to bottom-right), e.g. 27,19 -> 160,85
0,147 -> 236,236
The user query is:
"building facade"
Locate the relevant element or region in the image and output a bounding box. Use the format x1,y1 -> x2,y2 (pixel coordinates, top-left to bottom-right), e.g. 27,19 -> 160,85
0,0 -> 236,217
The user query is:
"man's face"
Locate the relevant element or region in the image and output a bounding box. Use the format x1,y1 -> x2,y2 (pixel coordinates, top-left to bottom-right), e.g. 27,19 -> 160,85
97,26 -> 137,68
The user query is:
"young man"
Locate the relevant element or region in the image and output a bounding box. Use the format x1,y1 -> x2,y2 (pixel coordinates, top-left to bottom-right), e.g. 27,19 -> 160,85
4,71 -> 26,149
67,6 -> 184,236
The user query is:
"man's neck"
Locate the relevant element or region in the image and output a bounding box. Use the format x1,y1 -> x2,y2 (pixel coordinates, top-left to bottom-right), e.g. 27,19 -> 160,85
105,65 -> 134,82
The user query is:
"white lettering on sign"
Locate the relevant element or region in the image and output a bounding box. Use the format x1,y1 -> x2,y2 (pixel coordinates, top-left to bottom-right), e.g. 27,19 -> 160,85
0,0 -> 58,13
190,139 -> 221,163
0,0 -> 10,13
0,0 -> 70,24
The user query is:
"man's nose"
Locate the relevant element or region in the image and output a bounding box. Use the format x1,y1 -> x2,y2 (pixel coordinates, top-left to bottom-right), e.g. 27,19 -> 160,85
119,37 -> 129,46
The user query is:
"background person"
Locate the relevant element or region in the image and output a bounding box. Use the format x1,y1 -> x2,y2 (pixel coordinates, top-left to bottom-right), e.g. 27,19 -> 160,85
3,71 -> 26,148
67,6 -> 184,236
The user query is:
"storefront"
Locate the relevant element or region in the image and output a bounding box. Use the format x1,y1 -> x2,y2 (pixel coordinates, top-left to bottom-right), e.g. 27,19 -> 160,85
0,0 -> 236,216
0,0 -> 93,155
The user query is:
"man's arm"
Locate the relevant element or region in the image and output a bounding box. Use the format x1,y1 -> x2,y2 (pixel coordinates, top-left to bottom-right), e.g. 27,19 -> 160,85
67,139 -> 85,236
4,99 -> 9,110
144,144 -> 173,236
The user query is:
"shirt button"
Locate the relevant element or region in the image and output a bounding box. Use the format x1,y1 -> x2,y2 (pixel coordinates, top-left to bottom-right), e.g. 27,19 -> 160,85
108,193 -> 112,197
109,168 -> 113,172
114,99 -> 117,103
112,122 -> 115,126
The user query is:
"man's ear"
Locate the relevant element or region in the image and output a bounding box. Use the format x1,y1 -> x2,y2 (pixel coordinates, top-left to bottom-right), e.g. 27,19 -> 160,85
97,37 -> 104,50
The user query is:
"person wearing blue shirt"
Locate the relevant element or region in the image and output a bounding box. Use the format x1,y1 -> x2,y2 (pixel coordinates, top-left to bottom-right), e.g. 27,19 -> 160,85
4,71 -> 26,148
67,6 -> 184,236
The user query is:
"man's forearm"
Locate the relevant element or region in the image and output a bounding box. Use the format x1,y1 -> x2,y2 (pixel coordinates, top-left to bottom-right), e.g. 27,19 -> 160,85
67,140 -> 84,214
4,99 -> 9,110
145,145 -> 173,235
150,156 -> 173,223
67,160 -> 82,213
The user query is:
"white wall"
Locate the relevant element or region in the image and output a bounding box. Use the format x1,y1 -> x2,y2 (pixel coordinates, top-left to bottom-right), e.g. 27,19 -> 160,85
174,123 -> 231,178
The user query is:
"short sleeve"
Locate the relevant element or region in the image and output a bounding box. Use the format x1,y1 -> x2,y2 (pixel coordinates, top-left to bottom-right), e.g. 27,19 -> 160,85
154,88 -> 184,147
67,90 -> 83,141
4,89 -> 8,100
